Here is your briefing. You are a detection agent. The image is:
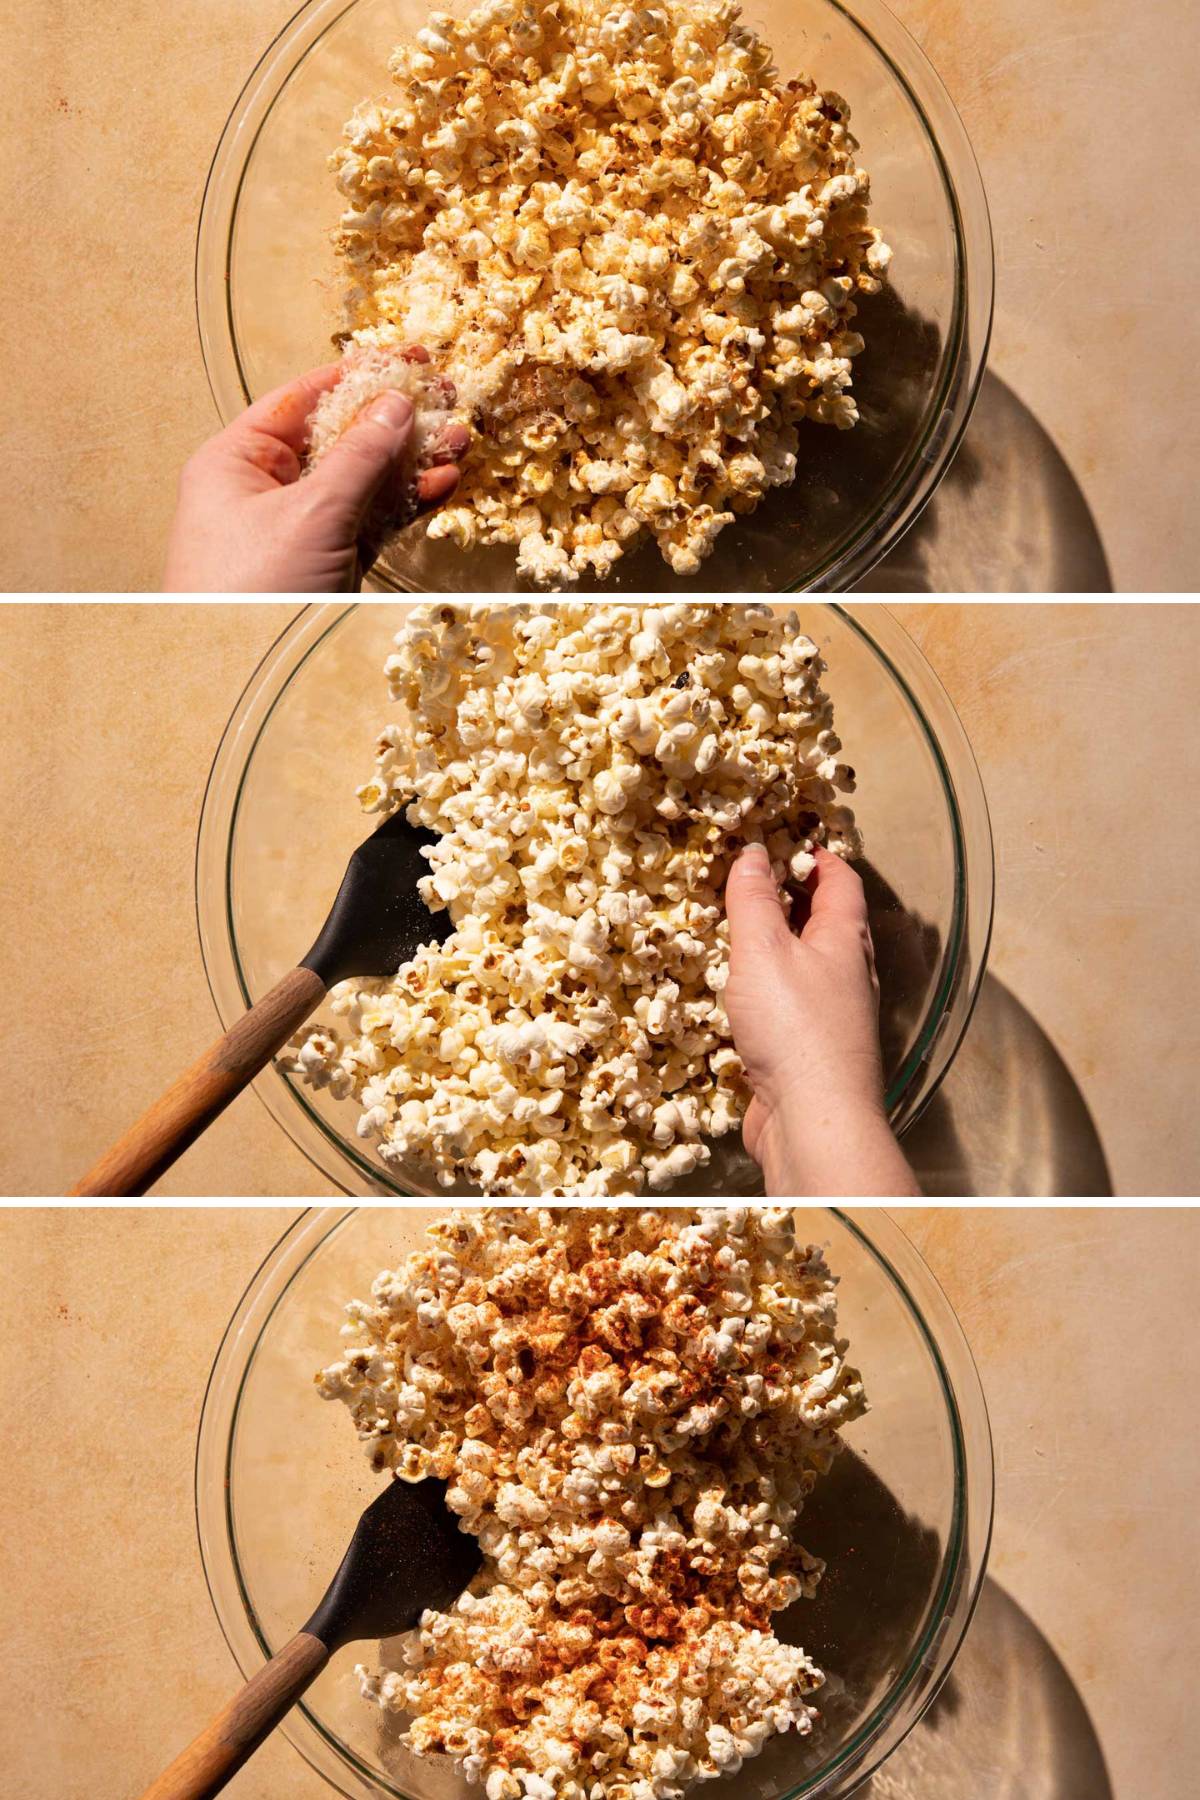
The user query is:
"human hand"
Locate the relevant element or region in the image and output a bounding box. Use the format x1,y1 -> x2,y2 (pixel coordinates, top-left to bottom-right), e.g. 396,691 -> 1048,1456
164,361 -> 468,592
724,843 -> 920,1197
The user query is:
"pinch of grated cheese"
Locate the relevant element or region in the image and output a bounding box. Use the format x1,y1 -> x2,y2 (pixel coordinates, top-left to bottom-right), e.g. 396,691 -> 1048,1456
306,344 -> 472,521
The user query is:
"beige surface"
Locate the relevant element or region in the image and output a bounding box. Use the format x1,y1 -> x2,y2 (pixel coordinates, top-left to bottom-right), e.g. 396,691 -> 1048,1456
2,0 -> 1198,592
891,601 -> 1200,1197
0,1205 -> 1196,1800
2,600 -> 1197,1199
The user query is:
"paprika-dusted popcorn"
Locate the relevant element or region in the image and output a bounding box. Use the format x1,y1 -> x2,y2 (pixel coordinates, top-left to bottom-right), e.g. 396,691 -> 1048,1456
318,1207 -> 866,1800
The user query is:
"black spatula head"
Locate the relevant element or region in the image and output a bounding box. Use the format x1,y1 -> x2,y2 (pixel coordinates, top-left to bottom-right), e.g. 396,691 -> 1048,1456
302,1476 -> 482,1653
301,810 -> 454,987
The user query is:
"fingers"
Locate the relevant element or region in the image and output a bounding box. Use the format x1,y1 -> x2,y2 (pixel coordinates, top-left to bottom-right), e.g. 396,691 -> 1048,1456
804,847 -> 869,932
304,390 -> 416,536
189,365 -> 347,495
413,419 -> 470,510
232,363 -> 344,454
428,421 -> 471,465
728,844 -> 869,963
725,844 -> 792,957
416,463 -> 461,509
802,850 -> 875,986
203,353 -> 459,491
373,420 -> 465,527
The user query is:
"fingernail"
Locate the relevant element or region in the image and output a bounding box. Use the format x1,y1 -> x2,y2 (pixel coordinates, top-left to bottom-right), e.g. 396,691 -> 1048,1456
430,423 -> 471,464
737,843 -> 770,865
368,391 -> 413,431
416,464 -> 460,507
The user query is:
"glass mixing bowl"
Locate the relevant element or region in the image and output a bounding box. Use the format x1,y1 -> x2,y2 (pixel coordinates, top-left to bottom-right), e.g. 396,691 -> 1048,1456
195,1206 -> 993,1800
195,0 -> 992,592
194,601 -> 992,1197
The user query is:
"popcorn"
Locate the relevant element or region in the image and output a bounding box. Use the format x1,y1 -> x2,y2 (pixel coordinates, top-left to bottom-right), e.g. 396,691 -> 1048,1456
329,0 -> 891,584
320,1207 -> 866,1800
286,603 -> 861,1196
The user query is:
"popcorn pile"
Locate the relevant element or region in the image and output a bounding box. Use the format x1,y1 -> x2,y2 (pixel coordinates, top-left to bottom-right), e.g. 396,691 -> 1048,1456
286,602 -> 860,1196
331,0 -> 892,585
318,1206 -> 866,1800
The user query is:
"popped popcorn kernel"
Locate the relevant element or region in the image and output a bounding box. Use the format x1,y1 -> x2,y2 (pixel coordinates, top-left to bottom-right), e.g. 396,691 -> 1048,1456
331,0 -> 891,585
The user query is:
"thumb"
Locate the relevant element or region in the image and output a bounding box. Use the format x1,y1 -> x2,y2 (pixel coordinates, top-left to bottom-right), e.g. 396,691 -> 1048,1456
305,391 -> 414,536
725,844 -> 792,959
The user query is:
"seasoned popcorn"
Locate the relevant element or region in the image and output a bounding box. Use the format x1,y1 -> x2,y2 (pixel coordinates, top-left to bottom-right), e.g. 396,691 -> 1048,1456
318,1207 -> 866,1800
286,603 -> 860,1196
330,0 -> 892,585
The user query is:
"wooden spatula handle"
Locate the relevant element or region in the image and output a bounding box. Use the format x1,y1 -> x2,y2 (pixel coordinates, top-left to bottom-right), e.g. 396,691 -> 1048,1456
137,1630 -> 329,1800
70,965 -> 326,1196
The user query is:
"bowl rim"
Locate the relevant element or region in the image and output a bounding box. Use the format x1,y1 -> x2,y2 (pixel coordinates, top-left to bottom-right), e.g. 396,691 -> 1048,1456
193,601 -> 994,1197
195,1205 -> 994,1800
194,0 -> 994,593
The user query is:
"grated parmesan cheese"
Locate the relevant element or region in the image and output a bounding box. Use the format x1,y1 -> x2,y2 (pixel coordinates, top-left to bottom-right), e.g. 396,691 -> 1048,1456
305,344 -> 472,524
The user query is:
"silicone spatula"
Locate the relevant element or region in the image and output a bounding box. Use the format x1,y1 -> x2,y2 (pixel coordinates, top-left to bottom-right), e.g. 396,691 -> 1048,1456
137,1475 -> 480,1800
71,811 -> 450,1196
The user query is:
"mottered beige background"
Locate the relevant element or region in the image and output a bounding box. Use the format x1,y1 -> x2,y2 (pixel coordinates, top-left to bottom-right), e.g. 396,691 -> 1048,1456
1,0 -> 1198,590
1,600 -> 1197,1199
0,1206 -> 1197,1799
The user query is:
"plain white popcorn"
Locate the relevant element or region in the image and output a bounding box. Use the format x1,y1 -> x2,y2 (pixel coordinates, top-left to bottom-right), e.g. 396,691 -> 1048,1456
286,602 -> 860,1197
330,0 -> 892,585
317,1207 -> 867,1800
